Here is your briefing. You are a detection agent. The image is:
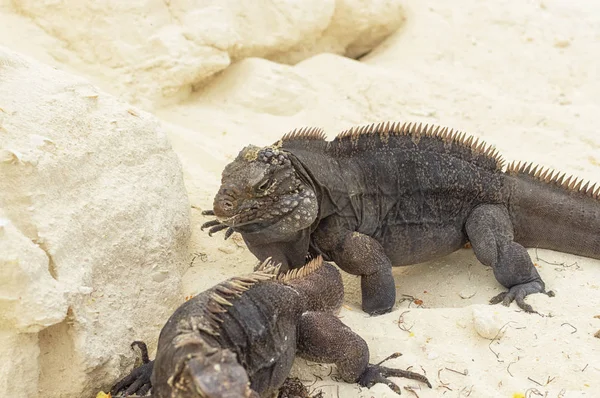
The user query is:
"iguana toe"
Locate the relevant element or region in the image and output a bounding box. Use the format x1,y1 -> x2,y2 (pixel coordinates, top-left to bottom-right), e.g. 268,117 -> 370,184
358,363 -> 432,395
201,219 -> 221,230
207,223 -> 229,236
110,360 -> 153,397
489,280 -> 553,313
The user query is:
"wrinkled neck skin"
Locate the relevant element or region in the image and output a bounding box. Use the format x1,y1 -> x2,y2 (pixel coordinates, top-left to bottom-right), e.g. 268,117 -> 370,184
286,149 -> 346,221
286,262 -> 345,314
240,153 -> 325,270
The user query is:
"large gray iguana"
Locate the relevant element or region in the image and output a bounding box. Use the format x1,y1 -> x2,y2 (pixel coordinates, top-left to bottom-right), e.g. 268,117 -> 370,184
110,256 -> 431,397
202,121 -> 600,315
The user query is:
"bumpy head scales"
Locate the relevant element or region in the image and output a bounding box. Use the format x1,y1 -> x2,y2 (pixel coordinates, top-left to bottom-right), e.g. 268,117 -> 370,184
239,144 -> 291,166
212,143 -> 318,233
169,349 -> 257,398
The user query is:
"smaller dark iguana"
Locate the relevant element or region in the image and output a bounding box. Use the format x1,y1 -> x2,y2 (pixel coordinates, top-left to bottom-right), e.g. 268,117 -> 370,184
110,257 -> 431,397
202,122 -> 600,315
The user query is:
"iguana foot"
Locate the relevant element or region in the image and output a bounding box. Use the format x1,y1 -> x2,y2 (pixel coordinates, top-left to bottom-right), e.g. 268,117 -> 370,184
111,341 -> 154,397
489,280 -> 554,313
358,364 -> 432,395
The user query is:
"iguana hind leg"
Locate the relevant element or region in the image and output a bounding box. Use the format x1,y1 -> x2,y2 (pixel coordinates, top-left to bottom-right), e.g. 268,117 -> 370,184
313,221 -> 395,315
296,311 -> 431,395
465,204 -> 552,313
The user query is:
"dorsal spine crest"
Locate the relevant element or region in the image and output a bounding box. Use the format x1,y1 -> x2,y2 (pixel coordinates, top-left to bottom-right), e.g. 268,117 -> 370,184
506,161 -> 600,200
201,258 -> 280,335
281,126 -> 327,142
333,121 -> 506,171
277,255 -> 324,283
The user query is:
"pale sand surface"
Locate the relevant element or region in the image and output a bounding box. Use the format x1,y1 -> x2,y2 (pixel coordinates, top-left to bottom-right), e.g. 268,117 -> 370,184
2,0 -> 599,396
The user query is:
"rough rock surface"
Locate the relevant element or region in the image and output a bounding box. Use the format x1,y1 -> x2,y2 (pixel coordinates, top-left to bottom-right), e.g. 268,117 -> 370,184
0,47 -> 190,397
7,0 -> 404,108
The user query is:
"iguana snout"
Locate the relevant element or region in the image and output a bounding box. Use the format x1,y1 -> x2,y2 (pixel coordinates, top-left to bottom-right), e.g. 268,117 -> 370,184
213,184 -> 240,220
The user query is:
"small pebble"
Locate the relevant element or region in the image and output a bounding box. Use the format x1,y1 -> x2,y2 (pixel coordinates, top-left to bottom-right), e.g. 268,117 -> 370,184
472,305 -> 506,340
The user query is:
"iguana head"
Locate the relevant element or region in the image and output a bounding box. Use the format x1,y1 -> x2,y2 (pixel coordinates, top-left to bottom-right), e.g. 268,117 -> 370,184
167,349 -> 258,398
213,144 -> 318,233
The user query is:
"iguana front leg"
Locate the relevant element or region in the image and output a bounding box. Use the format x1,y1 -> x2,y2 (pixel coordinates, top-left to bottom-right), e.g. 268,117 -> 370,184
465,204 -> 553,313
296,311 -> 431,394
313,219 -> 396,315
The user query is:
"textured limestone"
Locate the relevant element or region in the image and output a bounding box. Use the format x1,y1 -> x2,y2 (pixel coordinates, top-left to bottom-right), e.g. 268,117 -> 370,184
0,47 -> 190,397
8,0 -> 404,107
268,0 -> 406,63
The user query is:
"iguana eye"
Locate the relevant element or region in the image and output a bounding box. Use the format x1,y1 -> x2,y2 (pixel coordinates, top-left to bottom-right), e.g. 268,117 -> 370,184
256,178 -> 273,192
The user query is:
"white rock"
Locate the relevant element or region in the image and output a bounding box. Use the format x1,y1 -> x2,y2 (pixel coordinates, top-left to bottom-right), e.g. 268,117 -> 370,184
9,0 -> 404,107
199,58 -> 316,116
0,213 -> 67,332
270,0 -> 406,63
0,331 -> 40,398
472,305 -> 507,340
0,47 -> 190,398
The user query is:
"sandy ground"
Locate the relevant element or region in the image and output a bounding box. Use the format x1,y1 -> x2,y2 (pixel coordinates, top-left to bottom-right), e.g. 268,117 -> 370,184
2,0 -> 599,397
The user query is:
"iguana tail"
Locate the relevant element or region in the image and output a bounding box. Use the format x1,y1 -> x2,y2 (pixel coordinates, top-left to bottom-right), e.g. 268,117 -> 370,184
505,163 -> 600,260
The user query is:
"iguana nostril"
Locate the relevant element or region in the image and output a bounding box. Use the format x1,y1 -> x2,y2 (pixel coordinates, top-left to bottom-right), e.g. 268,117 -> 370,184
214,196 -> 236,217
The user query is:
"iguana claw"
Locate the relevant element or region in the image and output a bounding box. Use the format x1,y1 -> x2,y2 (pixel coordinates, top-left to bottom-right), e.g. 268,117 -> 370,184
208,223 -> 230,236
201,220 -> 221,229
358,353 -> 431,395
200,213 -> 235,240
111,341 -> 154,397
358,363 -> 432,395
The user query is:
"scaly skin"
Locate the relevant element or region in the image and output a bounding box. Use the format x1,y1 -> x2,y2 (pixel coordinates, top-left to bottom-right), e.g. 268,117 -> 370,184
204,122 -> 600,315
110,257 -> 431,397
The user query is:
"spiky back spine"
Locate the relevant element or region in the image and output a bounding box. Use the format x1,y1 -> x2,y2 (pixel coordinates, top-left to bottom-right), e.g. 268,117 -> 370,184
332,121 -> 505,170
195,259 -> 280,337
280,121 -> 505,172
281,126 -> 327,141
279,121 -> 598,201
506,161 -> 600,201
276,255 -> 324,283
187,256 -> 325,338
